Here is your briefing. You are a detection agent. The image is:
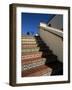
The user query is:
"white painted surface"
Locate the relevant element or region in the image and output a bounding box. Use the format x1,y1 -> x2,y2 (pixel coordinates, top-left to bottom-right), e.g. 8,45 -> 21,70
40,23 -> 63,62
48,15 -> 63,30
39,28 -> 63,62
40,22 -> 63,37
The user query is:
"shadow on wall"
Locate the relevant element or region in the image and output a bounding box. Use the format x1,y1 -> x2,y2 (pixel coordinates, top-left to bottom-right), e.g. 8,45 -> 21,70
35,36 -> 63,75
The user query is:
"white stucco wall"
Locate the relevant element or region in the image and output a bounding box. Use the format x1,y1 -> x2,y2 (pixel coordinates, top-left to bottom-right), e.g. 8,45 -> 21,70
48,15 -> 63,30
39,23 -> 63,62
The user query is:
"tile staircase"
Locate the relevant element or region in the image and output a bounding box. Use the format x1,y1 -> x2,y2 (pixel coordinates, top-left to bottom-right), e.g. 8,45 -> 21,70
21,36 -> 63,77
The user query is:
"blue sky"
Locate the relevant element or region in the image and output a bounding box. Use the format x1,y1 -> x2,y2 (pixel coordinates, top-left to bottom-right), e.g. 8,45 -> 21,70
21,13 -> 55,35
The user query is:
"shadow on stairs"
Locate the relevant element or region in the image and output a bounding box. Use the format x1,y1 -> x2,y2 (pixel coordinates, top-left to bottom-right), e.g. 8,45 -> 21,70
35,36 -> 63,75
21,35 -> 63,77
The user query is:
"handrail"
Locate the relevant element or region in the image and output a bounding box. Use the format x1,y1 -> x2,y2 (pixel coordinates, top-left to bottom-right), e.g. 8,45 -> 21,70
40,22 -> 63,38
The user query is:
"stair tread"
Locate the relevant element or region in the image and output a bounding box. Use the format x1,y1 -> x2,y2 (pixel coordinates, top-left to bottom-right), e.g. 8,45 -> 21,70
22,36 -> 34,38
22,50 -> 52,55
21,38 -> 35,40
22,45 -> 38,49
22,51 -> 42,55
22,48 -> 40,53
21,39 -> 42,42
21,36 -> 59,77
22,47 -> 40,49
22,57 -> 46,64
22,42 -> 46,46
22,41 -> 44,44
22,45 -> 48,49
21,52 -> 43,60
22,46 -> 38,49
21,46 -> 51,55
22,65 -> 52,77
22,44 -> 38,46
21,47 -> 50,53
22,46 -> 49,49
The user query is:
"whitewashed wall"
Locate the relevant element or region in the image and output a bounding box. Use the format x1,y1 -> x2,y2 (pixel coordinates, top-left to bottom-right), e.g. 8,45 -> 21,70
39,27 -> 63,62
48,15 -> 63,30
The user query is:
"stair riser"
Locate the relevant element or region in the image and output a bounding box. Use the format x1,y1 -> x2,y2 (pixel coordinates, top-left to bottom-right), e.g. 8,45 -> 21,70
22,41 -> 37,44
21,47 -> 50,50
22,60 -> 46,71
22,41 -> 44,44
22,53 -> 42,60
21,52 -> 54,59
22,48 -> 40,53
22,40 -> 43,43
22,45 -> 38,48
28,71 -> 52,76
21,36 -> 58,77
22,68 -> 52,77
22,39 -> 36,42
22,58 -> 46,64
22,45 -> 48,48
22,36 -> 35,39
22,49 -> 52,56
21,39 -> 43,41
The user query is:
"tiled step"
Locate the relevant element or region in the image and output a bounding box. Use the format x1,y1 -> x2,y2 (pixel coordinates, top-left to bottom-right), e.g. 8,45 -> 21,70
22,39 -> 43,42
21,35 -> 59,77
21,43 -> 47,48
21,42 -> 46,47
22,38 -> 43,42
22,58 -> 46,64
22,50 -> 52,57
21,38 -> 36,42
22,41 -> 37,44
21,52 -> 43,60
22,58 -> 46,71
22,47 -> 51,53
22,53 -> 57,64
22,41 -> 44,45
22,36 -> 41,40
22,39 -> 45,44
22,36 -> 35,39
22,44 -> 38,48
21,36 -> 44,44
22,47 -> 40,53
22,65 -> 52,77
